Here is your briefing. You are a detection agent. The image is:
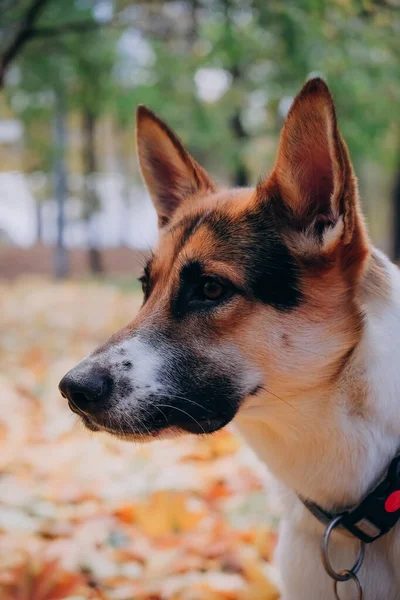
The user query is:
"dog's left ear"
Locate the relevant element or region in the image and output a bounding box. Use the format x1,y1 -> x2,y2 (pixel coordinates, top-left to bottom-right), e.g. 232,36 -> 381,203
261,78 -> 367,255
136,105 -> 215,228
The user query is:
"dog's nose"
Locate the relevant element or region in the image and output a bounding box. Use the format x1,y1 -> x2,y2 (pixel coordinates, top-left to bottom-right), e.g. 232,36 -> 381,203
59,367 -> 112,413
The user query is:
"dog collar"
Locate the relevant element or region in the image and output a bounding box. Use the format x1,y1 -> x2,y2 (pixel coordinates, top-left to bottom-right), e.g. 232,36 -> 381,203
300,454 -> 400,543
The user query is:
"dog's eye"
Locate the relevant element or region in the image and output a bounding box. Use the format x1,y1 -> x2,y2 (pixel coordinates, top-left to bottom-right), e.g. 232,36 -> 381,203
179,274 -> 235,315
191,278 -> 232,306
138,275 -> 148,296
202,280 -> 224,300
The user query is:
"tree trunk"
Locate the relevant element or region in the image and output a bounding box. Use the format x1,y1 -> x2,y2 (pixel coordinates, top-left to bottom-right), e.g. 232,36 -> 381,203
188,0 -> 199,46
82,108 -> 103,274
393,160 -> 400,262
35,198 -> 42,244
230,109 -> 249,186
53,88 -> 68,279
117,130 -> 132,248
221,0 -> 250,187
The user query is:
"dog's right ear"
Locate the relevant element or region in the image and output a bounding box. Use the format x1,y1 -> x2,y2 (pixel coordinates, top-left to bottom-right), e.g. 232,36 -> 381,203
136,106 -> 215,228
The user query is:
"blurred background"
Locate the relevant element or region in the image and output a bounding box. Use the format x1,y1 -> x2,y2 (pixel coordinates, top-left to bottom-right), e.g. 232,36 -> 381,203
1,0 -> 400,276
0,1 -> 399,599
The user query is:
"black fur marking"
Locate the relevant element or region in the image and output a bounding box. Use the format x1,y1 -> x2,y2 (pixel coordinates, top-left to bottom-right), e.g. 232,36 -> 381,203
116,377 -> 133,397
171,260 -> 236,319
244,207 -> 302,310
170,260 -> 202,318
140,257 -> 154,302
134,342 -> 243,435
168,212 -> 212,262
167,345 -> 243,433
249,384 -> 263,396
171,204 -> 302,312
173,215 -> 203,256
180,259 -> 203,283
171,261 -> 203,319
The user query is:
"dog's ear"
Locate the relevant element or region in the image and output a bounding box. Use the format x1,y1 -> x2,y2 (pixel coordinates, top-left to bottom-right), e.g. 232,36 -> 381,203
136,106 -> 215,228
260,78 -> 366,255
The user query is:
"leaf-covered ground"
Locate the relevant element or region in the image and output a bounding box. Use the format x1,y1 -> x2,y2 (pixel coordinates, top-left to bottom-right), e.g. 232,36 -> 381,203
0,278 -> 281,600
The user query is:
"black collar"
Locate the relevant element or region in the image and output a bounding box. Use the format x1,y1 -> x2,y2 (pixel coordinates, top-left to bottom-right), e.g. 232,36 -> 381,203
300,454 -> 400,543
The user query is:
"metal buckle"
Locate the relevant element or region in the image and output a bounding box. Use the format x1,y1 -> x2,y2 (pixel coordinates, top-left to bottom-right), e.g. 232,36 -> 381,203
334,570 -> 363,600
321,516 -> 365,599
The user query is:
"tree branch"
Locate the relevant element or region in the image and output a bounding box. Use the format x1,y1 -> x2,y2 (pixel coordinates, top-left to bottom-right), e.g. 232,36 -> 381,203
0,0 -> 51,86
30,19 -> 118,38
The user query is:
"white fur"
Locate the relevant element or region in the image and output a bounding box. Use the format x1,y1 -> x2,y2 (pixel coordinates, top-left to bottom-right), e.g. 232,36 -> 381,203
235,250 -> 400,599
76,335 -> 167,403
111,337 -> 165,400
322,215 -> 345,252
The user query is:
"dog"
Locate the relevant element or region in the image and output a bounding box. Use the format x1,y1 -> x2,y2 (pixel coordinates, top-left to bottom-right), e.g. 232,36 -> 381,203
59,78 -> 400,599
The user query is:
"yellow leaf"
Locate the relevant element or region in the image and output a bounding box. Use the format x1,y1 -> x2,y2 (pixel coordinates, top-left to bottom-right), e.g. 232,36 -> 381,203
184,431 -> 240,461
254,527 -> 278,562
134,491 -> 207,537
240,560 -> 280,600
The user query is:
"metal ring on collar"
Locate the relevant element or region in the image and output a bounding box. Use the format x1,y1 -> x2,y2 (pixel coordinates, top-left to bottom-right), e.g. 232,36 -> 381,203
333,570 -> 363,599
321,516 -> 365,582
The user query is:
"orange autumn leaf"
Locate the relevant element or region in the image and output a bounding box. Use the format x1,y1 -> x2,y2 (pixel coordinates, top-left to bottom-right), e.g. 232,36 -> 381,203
207,430 -> 241,457
21,346 -> 47,381
254,528 -> 278,562
204,480 -> 232,502
185,430 -> 241,461
187,584 -> 238,600
134,491 -> 207,537
114,503 -> 138,524
171,577 -> 243,600
240,559 -> 280,600
0,558 -> 85,600
240,582 -> 280,600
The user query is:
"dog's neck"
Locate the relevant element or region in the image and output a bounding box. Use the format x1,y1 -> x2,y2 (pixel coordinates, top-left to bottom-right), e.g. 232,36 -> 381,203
236,249 -> 400,511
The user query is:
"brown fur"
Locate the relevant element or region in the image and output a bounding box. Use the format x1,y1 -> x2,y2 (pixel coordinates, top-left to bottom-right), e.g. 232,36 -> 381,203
136,105 -> 215,227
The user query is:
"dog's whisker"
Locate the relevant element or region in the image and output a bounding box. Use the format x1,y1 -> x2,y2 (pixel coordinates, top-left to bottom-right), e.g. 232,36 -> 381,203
259,385 -> 307,418
121,408 -> 153,438
147,391 -> 214,413
152,403 -> 169,424
157,403 -> 207,434
288,344 -> 328,358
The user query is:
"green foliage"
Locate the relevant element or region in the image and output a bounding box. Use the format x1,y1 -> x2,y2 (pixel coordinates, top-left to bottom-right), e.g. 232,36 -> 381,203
4,0 -> 117,171
3,0 -> 400,182
257,0 -> 400,168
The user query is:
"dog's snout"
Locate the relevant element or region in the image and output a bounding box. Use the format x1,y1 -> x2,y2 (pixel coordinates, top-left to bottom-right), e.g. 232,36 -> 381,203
59,366 -> 112,414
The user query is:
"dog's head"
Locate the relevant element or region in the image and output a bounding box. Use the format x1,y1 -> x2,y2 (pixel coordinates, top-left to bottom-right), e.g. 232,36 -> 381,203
59,79 -> 370,441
